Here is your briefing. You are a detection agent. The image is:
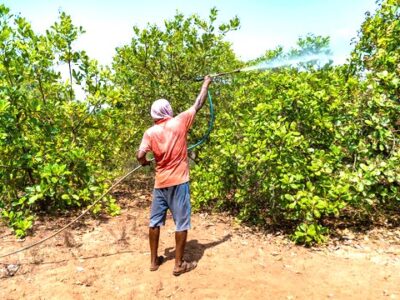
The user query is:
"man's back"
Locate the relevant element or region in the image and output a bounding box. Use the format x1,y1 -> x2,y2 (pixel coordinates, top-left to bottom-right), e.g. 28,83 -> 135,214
139,107 -> 196,188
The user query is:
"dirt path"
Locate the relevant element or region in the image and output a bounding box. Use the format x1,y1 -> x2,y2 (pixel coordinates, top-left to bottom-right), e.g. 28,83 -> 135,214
1,182 -> 399,300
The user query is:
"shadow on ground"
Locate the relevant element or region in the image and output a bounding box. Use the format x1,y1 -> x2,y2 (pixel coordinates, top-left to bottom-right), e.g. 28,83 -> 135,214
163,234 -> 232,262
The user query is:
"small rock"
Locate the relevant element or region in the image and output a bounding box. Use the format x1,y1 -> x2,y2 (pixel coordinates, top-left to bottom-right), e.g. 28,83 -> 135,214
6,264 -> 20,276
76,266 -> 84,272
283,264 -> 292,269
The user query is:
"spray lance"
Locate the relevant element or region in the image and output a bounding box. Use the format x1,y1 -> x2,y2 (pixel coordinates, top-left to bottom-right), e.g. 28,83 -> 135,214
194,68 -> 241,81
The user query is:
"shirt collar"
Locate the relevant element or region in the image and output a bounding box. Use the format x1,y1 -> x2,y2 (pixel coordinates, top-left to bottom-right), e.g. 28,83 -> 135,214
155,116 -> 172,125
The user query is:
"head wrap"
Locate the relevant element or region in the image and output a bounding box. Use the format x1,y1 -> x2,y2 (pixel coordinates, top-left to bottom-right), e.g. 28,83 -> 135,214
150,98 -> 173,121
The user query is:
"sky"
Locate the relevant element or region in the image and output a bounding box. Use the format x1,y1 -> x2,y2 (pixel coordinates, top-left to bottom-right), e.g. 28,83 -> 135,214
3,0 -> 378,66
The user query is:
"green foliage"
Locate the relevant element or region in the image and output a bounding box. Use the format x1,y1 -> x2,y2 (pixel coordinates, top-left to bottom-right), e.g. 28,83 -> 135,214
192,53 -> 351,242
292,223 -> 328,246
0,6 -> 240,237
1,1 -> 399,246
191,0 -> 400,245
351,0 -> 399,99
0,6 -> 119,236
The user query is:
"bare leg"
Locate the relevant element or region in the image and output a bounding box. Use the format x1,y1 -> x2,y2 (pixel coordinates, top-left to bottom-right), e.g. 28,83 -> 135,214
173,230 -> 197,275
149,226 -> 160,270
174,230 -> 187,268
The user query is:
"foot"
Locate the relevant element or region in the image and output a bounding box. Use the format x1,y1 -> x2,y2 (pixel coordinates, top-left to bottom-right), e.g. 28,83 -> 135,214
173,260 -> 197,276
150,256 -> 164,271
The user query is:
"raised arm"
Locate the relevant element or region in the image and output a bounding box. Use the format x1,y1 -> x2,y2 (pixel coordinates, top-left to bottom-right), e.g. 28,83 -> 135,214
192,75 -> 212,112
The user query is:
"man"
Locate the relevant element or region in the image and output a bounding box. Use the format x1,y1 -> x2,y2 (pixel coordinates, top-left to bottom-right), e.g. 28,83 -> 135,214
137,75 -> 212,276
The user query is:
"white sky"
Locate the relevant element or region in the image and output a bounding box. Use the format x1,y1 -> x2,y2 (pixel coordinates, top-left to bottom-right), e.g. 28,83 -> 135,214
3,0 -> 378,65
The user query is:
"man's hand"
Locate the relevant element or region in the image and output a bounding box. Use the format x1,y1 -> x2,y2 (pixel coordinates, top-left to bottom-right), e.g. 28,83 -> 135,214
137,150 -> 151,166
203,75 -> 212,86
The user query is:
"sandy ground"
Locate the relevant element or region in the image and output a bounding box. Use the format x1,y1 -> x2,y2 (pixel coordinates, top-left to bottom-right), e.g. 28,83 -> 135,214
0,180 -> 399,300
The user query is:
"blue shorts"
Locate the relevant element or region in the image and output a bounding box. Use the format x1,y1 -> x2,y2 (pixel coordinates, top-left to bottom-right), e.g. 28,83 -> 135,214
149,182 -> 191,231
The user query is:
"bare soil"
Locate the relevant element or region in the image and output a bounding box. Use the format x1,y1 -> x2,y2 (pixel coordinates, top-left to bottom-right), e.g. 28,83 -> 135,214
1,180 -> 399,300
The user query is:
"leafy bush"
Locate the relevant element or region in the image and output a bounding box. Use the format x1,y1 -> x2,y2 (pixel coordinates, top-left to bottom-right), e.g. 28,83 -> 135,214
1,1 -> 399,245
0,6 -> 119,236
192,0 -> 400,245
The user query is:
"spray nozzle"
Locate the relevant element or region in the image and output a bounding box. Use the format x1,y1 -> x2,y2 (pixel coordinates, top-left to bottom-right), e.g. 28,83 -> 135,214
194,76 -> 205,82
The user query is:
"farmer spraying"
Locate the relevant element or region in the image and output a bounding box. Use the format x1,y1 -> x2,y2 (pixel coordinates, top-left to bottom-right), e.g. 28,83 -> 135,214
137,75 -> 213,276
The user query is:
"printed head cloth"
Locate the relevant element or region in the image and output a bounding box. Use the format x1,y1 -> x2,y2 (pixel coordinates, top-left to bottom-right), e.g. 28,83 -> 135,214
150,98 -> 173,121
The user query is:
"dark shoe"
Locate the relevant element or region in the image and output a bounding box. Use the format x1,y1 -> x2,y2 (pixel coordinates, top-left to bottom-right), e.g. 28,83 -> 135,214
173,261 -> 197,276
